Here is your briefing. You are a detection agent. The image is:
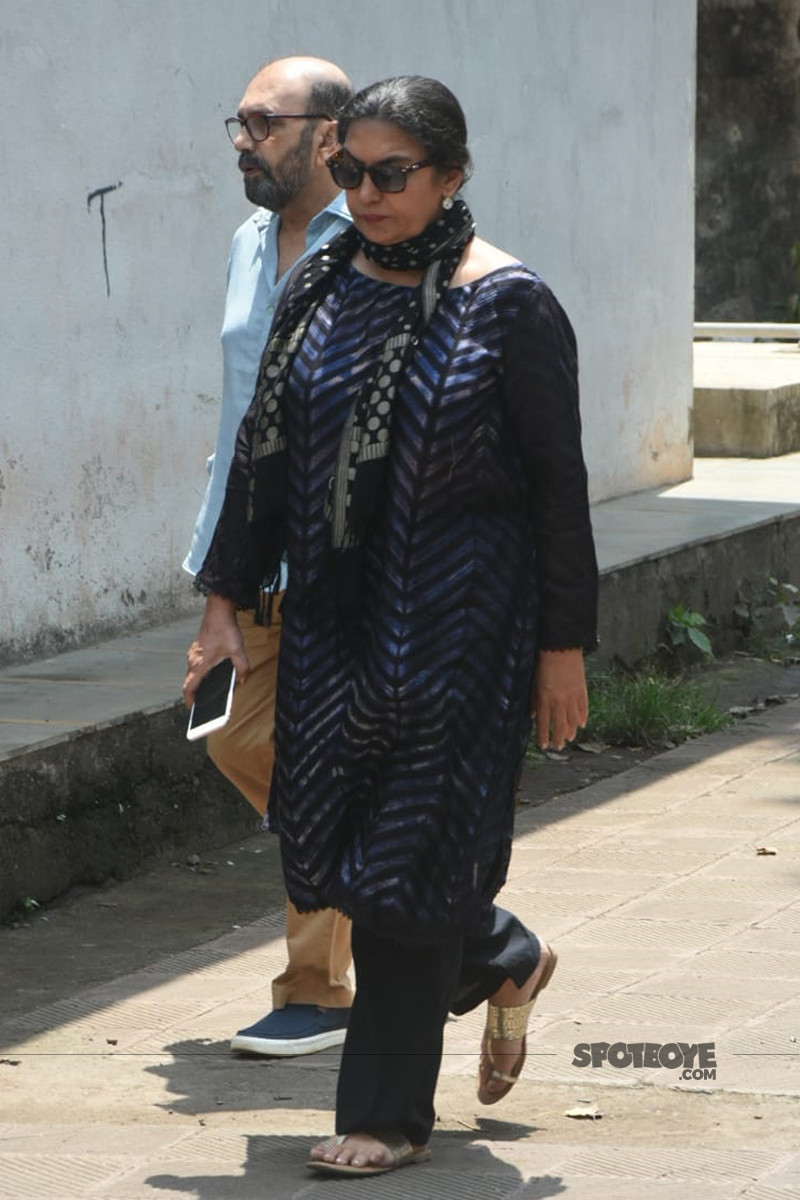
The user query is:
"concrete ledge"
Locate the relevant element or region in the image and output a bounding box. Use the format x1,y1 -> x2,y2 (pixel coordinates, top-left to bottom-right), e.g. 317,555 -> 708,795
694,384 -> 800,457
3,503 -> 798,920
694,342 -> 800,456
598,509 -> 800,665
2,455 -> 799,921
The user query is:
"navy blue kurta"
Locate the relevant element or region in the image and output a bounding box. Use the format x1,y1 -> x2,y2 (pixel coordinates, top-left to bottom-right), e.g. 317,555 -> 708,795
200,262 -> 597,942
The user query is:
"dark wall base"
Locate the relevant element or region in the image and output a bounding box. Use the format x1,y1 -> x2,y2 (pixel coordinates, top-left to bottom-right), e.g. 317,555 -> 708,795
0,706 -> 258,923
598,512 -> 800,666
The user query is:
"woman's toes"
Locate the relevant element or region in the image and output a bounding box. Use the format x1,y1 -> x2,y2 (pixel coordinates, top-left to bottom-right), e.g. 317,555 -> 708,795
311,1133 -> 392,1167
362,1138 -> 391,1166
310,1135 -> 344,1162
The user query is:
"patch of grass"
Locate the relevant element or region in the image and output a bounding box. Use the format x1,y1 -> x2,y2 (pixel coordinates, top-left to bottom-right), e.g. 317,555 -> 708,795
583,668 -> 731,749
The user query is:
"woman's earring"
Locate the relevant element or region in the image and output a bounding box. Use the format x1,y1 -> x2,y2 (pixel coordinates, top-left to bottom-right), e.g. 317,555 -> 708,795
442,195 -> 454,211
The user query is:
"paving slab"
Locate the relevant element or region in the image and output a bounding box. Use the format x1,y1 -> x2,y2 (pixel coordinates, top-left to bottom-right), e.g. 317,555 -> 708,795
0,617 -> 199,760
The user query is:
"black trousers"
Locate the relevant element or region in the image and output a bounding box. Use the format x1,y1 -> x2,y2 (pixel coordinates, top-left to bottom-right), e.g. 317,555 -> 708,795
335,906 -> 541,1146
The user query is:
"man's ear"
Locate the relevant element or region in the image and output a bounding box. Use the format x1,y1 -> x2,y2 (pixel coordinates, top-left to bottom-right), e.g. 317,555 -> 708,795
315,119 -> 339,162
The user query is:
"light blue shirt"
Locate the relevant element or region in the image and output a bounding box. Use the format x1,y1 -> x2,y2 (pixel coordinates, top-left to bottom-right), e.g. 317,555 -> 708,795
183,192 -> 352,579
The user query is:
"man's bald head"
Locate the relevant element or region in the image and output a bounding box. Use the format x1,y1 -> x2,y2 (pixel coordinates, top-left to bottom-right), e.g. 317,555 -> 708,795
252,56 -> 353,120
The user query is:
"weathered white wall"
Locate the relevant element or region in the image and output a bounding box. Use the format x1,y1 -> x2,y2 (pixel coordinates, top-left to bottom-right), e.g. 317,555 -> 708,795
0,0 -> 696,663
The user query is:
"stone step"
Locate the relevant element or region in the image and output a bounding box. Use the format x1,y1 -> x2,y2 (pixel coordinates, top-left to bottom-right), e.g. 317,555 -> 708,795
694,341 -> 800,456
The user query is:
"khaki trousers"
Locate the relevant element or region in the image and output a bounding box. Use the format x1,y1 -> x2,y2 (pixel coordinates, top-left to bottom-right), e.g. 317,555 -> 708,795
207,604 -> 353,1010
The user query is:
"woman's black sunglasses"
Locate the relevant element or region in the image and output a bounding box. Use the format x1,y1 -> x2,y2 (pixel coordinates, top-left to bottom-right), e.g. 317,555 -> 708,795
327,149 -> 432,194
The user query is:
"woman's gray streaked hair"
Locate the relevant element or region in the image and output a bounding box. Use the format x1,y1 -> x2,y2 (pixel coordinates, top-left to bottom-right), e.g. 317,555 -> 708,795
337,75 -> 473,182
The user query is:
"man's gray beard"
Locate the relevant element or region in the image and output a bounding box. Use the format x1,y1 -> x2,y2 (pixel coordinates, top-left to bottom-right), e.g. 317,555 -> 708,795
243,127 -> 315,212
243,170 -> 288,209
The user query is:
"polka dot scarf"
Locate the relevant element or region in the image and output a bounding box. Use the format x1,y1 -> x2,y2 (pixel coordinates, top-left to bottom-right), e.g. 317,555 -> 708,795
246,198 -> 475,610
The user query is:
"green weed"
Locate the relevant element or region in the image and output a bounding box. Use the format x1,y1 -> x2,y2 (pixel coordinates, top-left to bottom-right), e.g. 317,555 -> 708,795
583,668 -> 731,749
665,604 -> 714,661
734,575 -> 799,662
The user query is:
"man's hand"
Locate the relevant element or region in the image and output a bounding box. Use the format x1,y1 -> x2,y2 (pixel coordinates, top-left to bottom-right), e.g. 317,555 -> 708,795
531,648 -> 588,751
182,593 -> 250,708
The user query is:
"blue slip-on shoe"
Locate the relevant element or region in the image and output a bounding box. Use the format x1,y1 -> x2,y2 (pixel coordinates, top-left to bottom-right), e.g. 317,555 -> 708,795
230,1004 -> 351,1057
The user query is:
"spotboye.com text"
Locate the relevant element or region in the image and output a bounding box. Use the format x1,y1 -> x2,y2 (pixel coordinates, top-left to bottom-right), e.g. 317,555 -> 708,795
572,1041 -> 717,1081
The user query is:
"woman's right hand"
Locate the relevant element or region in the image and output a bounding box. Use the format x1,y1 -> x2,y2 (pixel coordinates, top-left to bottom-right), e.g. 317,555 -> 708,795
182,593 -> 251,708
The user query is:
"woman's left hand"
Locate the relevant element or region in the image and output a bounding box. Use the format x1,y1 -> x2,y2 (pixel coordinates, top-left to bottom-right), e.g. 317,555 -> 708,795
531,648 -> 588,750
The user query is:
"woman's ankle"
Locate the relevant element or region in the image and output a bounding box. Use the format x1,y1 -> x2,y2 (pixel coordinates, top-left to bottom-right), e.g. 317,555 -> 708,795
489,942 -> 550,1008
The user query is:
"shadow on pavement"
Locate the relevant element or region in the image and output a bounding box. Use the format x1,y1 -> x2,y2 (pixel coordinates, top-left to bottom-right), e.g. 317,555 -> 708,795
145,1038 -> 340,1116
145,1129 -> 567,1199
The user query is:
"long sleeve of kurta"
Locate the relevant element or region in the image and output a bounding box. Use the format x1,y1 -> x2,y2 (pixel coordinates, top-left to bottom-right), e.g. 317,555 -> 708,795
502,280 -> 598,651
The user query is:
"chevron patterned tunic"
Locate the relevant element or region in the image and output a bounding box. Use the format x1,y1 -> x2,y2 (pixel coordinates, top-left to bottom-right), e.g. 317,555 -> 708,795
203,262 -> 597,943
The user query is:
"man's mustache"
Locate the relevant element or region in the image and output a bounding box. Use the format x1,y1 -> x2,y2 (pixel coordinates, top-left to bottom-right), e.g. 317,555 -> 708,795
238,153 -> 265,173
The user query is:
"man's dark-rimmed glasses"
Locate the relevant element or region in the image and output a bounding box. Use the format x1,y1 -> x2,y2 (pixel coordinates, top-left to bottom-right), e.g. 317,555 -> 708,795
327,148 -> 433,195
225,112 -> 331,144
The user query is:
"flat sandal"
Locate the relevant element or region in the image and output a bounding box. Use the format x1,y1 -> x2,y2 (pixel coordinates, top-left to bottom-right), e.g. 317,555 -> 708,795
477,944 -> 559,1105
307,1130 -> 431,1177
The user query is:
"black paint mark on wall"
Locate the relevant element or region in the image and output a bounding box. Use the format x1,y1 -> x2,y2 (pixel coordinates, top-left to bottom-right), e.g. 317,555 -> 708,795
87,182 -> 123,297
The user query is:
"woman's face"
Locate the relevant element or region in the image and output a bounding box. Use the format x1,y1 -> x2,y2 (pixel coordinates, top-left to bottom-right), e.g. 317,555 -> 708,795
339,118 -> 461,245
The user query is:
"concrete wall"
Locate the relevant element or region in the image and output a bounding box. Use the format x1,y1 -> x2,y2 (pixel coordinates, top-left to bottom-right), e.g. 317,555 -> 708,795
0,0 -> 697,664
696,0 -> 800,321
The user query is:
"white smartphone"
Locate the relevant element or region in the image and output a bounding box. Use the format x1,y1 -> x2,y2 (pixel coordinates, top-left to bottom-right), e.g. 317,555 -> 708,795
186,658 -> 236,741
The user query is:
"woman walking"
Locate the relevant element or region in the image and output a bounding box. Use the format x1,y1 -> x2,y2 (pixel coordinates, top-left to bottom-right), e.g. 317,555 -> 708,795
189,75 -> 598,1177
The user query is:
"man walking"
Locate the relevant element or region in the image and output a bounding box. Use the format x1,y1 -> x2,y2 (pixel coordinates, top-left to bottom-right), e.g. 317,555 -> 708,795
183,56 -> 354,1057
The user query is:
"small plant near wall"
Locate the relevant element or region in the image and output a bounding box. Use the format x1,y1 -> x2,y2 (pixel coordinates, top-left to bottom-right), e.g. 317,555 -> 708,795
734,575 -> 800,661
665,603 -> 714,662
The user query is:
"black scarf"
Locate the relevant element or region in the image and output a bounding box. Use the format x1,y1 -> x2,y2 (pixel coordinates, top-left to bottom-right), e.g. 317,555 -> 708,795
247,197 -> 475,613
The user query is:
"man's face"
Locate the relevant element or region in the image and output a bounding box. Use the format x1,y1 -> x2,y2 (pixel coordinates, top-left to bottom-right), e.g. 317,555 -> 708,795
233,69 -> 318,212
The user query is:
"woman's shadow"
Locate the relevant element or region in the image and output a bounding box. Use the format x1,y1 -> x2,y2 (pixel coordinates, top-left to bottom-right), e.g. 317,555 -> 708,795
146,1126 -> 567,1199
144,1037 -> 566,1196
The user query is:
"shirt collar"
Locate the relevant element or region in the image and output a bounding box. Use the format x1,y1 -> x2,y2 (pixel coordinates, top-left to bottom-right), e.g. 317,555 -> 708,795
253,191 -> 351,237
308,191 -> 352,230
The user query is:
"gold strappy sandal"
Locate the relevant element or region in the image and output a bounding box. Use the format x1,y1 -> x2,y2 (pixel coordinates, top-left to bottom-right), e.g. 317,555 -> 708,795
477,944 -> 558,1105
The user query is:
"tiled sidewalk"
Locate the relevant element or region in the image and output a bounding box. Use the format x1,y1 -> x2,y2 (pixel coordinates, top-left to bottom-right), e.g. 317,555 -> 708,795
1,702 -> 798,1198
